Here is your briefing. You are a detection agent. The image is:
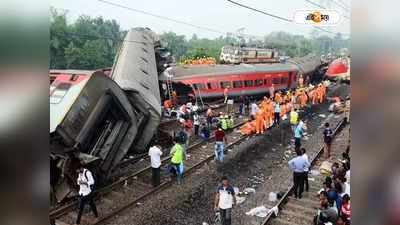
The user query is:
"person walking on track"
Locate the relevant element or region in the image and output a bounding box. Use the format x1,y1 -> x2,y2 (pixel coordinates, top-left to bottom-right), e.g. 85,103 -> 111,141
214,176 -> 238,225
301,148 -> 310,192
215,125 -> 227,163
288,150 -> 310,199
75,165 -> 99,225
274,102 -> 280,126
323,122 -> 333,158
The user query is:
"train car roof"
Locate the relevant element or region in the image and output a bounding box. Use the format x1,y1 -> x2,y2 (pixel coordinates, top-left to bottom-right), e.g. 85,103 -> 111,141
166,63 -> 299,80
50,69 -> 95,75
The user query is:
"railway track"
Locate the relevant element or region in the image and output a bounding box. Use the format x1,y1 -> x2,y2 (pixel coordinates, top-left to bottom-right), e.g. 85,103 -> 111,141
51,119 -> 248,224
261,118 -> 347,225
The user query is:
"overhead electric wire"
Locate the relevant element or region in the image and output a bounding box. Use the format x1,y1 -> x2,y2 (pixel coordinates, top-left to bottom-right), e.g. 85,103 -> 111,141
226,0 -> 293,23
305,0 -> 350,20
98,0 -> 225,35
331,0 -> 350,12
227,0 -> 348,36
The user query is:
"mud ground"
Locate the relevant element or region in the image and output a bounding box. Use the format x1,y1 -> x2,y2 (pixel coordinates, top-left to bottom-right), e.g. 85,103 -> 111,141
105,83 -> 349,225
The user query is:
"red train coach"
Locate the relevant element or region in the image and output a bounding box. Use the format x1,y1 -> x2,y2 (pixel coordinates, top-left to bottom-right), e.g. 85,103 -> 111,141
161,55 -> 321,98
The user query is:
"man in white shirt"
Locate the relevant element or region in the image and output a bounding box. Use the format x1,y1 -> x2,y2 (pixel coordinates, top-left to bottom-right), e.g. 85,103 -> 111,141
75,165 -> 98,225
214,176 -> 238,225
301,148 -> 310,192
251,101 -> 258,120
149,145 -> 163,187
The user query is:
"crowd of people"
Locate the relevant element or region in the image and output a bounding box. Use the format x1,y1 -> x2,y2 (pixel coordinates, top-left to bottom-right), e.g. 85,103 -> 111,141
179,56 -> 217,65
315,150 -> 351,225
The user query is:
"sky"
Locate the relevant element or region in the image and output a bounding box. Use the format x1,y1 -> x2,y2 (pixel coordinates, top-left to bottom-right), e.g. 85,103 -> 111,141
50,0 -> 350,39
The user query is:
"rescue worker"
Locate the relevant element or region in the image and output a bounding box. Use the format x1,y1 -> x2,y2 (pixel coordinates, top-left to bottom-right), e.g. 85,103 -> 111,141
300,90 -> 308,108
274,91 -> 282,104
182,116 -> 193,150
163,99 -> 171,116
224,86 -> 229,104
255,107 -> 265,134
294,121 -> 307,152
227,115 -> 234,130
269,84 -> 275,99
221,115 -> 228,131
290,108 -> 299,133
172,90 -> 178,106
298,75 -> 304,87
193,112 -> 200,136
167,137 -> 183,184
206,107 -> 213,128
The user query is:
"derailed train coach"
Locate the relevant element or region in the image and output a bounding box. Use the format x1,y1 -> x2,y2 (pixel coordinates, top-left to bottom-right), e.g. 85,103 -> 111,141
50,27 -> 171,203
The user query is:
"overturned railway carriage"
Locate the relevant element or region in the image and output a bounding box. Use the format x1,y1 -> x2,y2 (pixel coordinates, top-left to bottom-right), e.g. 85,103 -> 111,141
50,27 -> 166,204
161,55 -> 321,98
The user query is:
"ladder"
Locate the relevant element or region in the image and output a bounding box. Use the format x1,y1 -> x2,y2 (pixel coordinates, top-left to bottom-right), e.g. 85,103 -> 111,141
165,68 -> 174,106
194,85 -> 204,109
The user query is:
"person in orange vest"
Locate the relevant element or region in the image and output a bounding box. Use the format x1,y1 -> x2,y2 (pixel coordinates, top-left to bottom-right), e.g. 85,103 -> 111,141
267,98 -> 275,122
300,91 -> 308,108
224,86 -> 229,104
263,105 -> 271,129
163,99 -> 171,116
172,90 -> 178,106
255,107 -> 265,134
274,91 -> 282,104
269,84 -> 275,99
310,89 -> 318,105
298,75 -> 304,87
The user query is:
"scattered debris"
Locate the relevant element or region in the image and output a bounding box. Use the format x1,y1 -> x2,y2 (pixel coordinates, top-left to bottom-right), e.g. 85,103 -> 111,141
308,177 -> 315,182
269,192 -> 277,201
136,202 -> 144,206
243,187 -> 256,193
310,170 -> 320,176
319,114 -> 326,118
319,161 -> 333,175
236,196 -> 246,204
202,145 -> 207,148
245,206 -> 270,217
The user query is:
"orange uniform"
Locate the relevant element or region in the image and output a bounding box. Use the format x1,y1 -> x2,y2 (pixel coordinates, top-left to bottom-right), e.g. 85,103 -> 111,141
172,90 -> 178,106
300,92 -> 308,107
255,108 -> 265,134
164,100 -> 171,109
274,92 -> 282,104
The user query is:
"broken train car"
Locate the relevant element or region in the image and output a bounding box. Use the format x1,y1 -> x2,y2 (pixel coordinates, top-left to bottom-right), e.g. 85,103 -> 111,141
50,27 -> 171,204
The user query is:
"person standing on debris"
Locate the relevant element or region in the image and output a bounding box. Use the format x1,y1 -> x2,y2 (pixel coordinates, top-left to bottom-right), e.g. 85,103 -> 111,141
288,150 -> 310,199
215,125 -> 227,163
193,112 -> 200,136
75,165 -> 99,225
274,102 -> 280,126
206,107 -> 213,128
214,176 -> 238,225
301,148 -> 310,192
149,144 -> 163,187
323,122 -> 333,158
251,101 -> 258,120
167,137 -> 183,184
224,86 -> 229,104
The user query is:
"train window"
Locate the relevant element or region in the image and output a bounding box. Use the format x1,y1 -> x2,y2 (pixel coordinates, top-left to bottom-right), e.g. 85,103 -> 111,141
273,77 -> 281,84
281,77 -> 288,84
207,82 -> 218,89
244,80 -> 253,87
255,79 -> 263,86
70,74 -> 78,81
193,83 -> 205,90
264,79 -> 270,85
50,82 -> 72,104
50,76 -> 56,85
220,81 -> 231,89
233,81 -> 242,88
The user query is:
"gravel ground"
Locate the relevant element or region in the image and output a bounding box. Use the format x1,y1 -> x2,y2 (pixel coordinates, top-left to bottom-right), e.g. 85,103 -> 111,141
103,83 -> 349,225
